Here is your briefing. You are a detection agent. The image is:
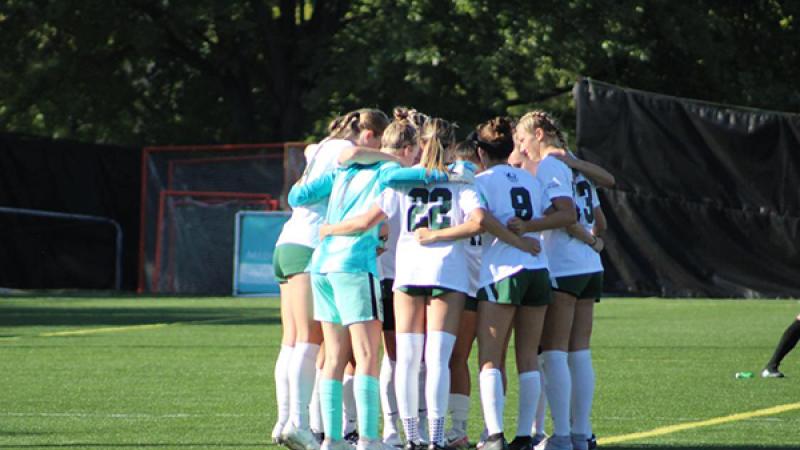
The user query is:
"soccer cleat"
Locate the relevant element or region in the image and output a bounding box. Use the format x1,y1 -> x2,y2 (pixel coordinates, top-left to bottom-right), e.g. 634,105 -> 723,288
531,435 -> 545,447
313,431 -> 325,444
570,434 -> 589,450
532,435 -> 571,450
322,440 -> 355,450
383,432 -> 403,448
476,429 -> 490,450
444,429 -> 469,450
404,442 -> 426,450
273,421 -> 287,443
587,434 -> 596,450
761,367 -> 785,378
345,431 -> 361,445
283,426 -> 322,450
481,433 -> 508,450
358,439 -> 400,450
508,435 -> 534,450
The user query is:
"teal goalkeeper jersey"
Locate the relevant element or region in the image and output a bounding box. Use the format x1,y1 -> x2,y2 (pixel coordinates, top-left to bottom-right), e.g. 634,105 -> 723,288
288,161 -> 447,275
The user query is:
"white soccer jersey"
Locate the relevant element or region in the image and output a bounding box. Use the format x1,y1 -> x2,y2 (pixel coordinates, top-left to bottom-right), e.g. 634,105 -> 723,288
537,155 -> 603,277
465,233 -> 482,297
377,189 -> 403,281
275,138 -> 353,248
379,181 -> 482,294
474,165 -> 549,287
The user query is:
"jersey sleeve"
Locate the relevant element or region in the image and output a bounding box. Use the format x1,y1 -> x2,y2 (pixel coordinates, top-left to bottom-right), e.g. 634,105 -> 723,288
458,186 -> 482,216
288,169 -> 336,207
537,158 -> 574,201
379,165 -> 449,187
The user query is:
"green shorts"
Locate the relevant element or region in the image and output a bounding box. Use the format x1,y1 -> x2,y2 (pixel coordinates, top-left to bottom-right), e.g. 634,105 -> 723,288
477,268 -> 551,307
311,272 -> 383,326
551,271 -> 604,300
396,285 -> 458,298
273,244 -> 314,283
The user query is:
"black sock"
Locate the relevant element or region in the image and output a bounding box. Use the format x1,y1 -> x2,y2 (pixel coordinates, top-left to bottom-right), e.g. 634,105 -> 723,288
766,318 -> 800,370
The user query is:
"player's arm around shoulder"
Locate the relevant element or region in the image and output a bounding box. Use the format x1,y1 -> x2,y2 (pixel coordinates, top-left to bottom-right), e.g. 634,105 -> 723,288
288,169 -> 337,207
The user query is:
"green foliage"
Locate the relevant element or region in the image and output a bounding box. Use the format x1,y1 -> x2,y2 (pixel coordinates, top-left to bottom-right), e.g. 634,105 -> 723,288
0,1 -> 797,145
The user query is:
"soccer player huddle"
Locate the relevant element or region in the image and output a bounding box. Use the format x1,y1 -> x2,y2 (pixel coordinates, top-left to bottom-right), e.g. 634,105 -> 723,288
271,107 -> 615,450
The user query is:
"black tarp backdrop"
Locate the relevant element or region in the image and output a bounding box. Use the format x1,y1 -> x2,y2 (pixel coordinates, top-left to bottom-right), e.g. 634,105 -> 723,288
575,79 -> 800,298
0,134 -> 140,290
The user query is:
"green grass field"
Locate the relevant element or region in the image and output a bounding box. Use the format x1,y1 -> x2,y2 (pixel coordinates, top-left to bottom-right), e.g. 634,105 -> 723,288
1,296 -> 798,449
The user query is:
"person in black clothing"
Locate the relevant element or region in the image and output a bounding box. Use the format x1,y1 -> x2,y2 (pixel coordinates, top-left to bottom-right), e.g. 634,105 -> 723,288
762,314 -> 800,378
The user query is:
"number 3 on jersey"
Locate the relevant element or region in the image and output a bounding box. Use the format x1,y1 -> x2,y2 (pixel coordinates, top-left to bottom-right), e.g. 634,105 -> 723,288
406,187 -> 452,231
575,180 -> 594,224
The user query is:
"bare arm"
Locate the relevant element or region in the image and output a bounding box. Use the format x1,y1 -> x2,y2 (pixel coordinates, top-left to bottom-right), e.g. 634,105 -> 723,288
320,204 -> 387,238
414,216 -> 483,244
592,206 -> 607,236
338,146 -> 401,166
508,197 -> 577,234
553,154 -> 616,188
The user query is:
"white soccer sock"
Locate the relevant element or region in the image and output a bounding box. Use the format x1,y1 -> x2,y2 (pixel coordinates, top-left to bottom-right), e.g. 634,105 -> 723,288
395,333 -> 424,442
449,393 -> 470,433
380,355 -> 399,438
479,368 -> 505,436
541,350 -> 571,437
515,371 -> 541,437
275,345 -> 293,427
342,373 -> 358,435
418,361 -> 428,442
569,350 -> 595,436
288,342 -> 320,429
425,331 -> 456,445
310,367 -> 323,433
533,374 -> 546,436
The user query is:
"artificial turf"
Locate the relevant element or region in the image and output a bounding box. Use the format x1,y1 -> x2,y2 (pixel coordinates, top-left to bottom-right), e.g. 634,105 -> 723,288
0,296 -> 797,449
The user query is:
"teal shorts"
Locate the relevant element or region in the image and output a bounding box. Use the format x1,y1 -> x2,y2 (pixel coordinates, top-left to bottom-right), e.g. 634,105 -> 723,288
311,272 -> 383,326
477,268 -> 551,307
551,271 -> 604,300
273,244 -> 314,283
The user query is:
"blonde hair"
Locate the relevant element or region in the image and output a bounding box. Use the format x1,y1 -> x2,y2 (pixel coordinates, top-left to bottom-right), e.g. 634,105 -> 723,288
419,117 -> 455,172
517,110 -> 566,148
330,108 -> 390,141
381,120 -> 418,150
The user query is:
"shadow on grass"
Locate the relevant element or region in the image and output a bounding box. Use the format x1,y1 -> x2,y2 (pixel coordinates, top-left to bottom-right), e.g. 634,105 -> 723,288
0,307 -> 280,327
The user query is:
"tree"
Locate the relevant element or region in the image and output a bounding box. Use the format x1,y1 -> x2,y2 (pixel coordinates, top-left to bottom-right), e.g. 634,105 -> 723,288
0,0 -> 797,145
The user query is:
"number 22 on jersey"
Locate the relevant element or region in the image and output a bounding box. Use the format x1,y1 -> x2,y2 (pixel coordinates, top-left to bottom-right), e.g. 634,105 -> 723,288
406,187 -> 453,231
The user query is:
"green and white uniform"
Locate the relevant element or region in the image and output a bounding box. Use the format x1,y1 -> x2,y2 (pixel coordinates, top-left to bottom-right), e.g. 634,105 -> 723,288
273,138 -> 353,281
289,162 -> 447,325
474,164 -> 551,306
378,172 -> 482,295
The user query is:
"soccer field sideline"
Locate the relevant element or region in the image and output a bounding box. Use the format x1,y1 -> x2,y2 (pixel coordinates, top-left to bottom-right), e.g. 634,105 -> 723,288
1,296 -> 798,449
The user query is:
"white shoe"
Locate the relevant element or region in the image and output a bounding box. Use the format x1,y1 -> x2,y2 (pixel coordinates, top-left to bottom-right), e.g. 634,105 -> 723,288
272,421 -> 287,443
322,440 -> 354,450
383,432 -> 403,448
761,367 -> 785,378
445,429 -> 469,449
284,426 -> 322,450
475,429 -> 489,450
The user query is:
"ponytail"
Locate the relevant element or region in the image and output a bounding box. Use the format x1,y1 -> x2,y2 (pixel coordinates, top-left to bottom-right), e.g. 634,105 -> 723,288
419,117 -> 455,173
